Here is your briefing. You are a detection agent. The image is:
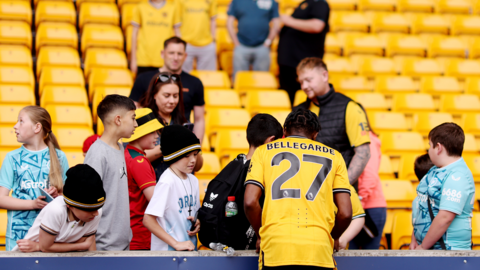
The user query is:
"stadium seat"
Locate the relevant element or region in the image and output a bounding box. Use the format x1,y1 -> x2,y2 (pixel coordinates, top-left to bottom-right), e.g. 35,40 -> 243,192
75,0 -> 116,8
78,3 -> 120,30
0,66 -> 34,89
81,24 -> 124,55
88,68 -> 133,101
473,212 -> 480,250
0,208 -> 6,250
97,117 -> 104,135
398,154 -> 422,181
35,1 -> 76,28
466,77 -> 480,95
254,110 -> 290,126
125,25 -> 132,56
0,45 -> 32,68
411,14 -> 450,35
463,156 -> 480,181
190,70 -> 231,89
216,28 -> 233,53
327,0 -> 357,11
392,94 -> 436,113
445,60 -> 480,79
359,58 -> 397,77
213,129 -> 249,168
91,86 -> 131,122
324,58 -> 356,77
84,48 -> 128,79
52,126 -> 94,150
381,131 -> 426,156
420,76 -> 462,95
428,37 -> 468,58
121,3 -> 136,31
36,46 -> 81,78
270,52 -> 279,76
386,35 -> 428,57
463,113 -> 480,136
293,90 -> 307,107
38,67 -> 85,95
441,94 -> 480,114
219,51 -> 233,76
0,104 -> 25,125
383,180 -> 416,209
368,112 -> 408,133
46,105 -> 93,128
379,154 -> 395,180
244,90 -> 291,114
358,0 -> 396,11
0,85 -> 34,106
435,0 -> 471,15
343,34 -> 384,56
329,12 -> 370,33
463,133 -> 478,155
0,1 -> 31,25
233,71 -> 278,93
205,89 -> 241,109
401,58 -> 443,78
40,86 -> 89,107
63,150 -> 85,167
215,6 -> 228,27
0,21 -> 31,49
375,76 -> 417,94
196,152 -> 221,181
325,34 -> 342,56
371,13 -> 410,34
413,112 -> 454,136
0,125 -> 21,149
330,76 -> 372,94
391,211 -> 413,249
206,108 -> 250,143
452,16 -> 480,36
397,0 -> 435,13
35,22 -> 77,51
352,93 -> 389,112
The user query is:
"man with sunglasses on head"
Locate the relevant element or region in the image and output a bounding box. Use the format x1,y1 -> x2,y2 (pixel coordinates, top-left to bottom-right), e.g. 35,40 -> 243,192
129,36 -> 205,144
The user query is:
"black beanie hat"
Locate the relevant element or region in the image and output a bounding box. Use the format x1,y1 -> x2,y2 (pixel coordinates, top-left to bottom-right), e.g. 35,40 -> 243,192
161,125 -> 201,164
63,164 -> 106,212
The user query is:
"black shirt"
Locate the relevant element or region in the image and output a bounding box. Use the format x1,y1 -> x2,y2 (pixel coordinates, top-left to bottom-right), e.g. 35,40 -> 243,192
277,0 -> 330,68
129,70 -> 205,120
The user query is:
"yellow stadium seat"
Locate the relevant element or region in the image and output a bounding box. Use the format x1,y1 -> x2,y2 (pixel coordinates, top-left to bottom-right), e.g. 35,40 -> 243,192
0,208 -> 6,250
360,58 -> 397,77
0,104 -> 24,125
35,22 -> 77,51
84,48 -> 128,79
120,3 -> 136,31
0,21 -> 31,49
0,85 -> 34,106
441,94 -> 480,114
411,14 -> 450,35
214,129 -> 249,168
375,76 -> 417,94
452,16 -> 480,36
435,0 -> 471,15
379,154 -> 395,180
216,28 -> 233,53
206,108 -> 250,143
91,86 -> 131,121
398,154 -> 422,181
35,1 -> 76,28
391,211 -> 413,249
325,34 -> 342,56
358,0 -> 396,11
46,105 -> 93,128
401,58 -> 443,78
330,12 -> 370,33
371,13 -> 410,34
63,150 -> 85,167
428,37 -> 467,58
330,76 -> 372,94
386,35 -> 428,57
202,134 -> 211,152
463,113 -> 480,136
75,0 -> 116,8
293,90 -> 307,107
445,60 -> 480,79
466,77 -> 480,95
205,89 -> 241,109
52,126 -> 94,150
420,76 -> 462,95
234,71 -> 278,93
381,131 -> 426,156
413,112 -> 454,136
469,38 -> 480,59
464,133 -> 478,155
324,58 -> 356,77
368,112 -> 408,132
397,0 -> 435,13
253,110 -> 290,126
0,1 -> 31,25
40,86 -> 89,107
196,152 -> 221,181
383,180 -> 416,209
472,212 -> 480,250
219,51 -> 233,76
216,6 -> 228,28
36,46 -> 81,78
270,52 -> 279,77
327,0 -> 357,11
244,90 -> 290,114
38,67 -> 85,95
343,34 -> 384,56
0,45 -> 32,67
78,3 -> 119,30
392,94 -> 435,113
0,125 -> 21,149
125,25 -> 132,57
0,66 -> 34,89
88,68 -> 133,101
81,24 -> 124,55
97,116 -> 104,135
352,93 -> 388,112
463,155 -> 480,181
190,70 -> 231,89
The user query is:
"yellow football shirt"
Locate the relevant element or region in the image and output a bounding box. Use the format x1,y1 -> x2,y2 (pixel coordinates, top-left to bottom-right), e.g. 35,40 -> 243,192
334,185 -> 365,220
177,0 -> 216,47
246,136 -> 351,269
309,101 -> 371,147
132,1 -> 181,67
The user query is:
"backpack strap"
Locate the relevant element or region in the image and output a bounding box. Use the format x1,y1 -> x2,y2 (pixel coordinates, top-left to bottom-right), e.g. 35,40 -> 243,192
427,197 -> 447,250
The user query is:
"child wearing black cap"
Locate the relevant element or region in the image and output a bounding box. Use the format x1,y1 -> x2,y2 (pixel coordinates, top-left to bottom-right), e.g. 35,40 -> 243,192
13,164 -> 106,252
143,125 -> 201,251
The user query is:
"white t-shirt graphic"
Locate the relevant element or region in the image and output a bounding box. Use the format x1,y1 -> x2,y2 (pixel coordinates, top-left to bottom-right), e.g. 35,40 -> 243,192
145,168 -> 200,251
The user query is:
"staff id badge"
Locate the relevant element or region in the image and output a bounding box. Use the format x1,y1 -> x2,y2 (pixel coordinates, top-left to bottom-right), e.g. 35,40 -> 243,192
257,0 -> 272,10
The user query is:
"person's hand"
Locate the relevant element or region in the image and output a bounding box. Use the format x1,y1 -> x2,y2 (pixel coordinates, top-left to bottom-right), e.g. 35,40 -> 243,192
173,241 -> 195,251
338,237 -> 347,250
31,196 -> 48,209
17,239 -> 39,252
409,233 -> 418,250
255,237 -> 261,253
233,40 -> 240,47
333,239 -> 340,252
130,58 -> 137,74
81,235 -> 96,251
415,244 -> 425,250
45,186 -> 58,198
187,216 -> 200,236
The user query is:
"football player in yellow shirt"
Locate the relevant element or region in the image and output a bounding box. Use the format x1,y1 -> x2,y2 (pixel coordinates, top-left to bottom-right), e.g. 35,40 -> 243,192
244,109 -> 352,270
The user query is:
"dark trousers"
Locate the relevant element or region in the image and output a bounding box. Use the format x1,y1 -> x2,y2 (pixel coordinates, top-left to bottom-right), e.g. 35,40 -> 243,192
349,207 -> 387,249
137,66 -> 159,76
279,65 -> 301,106
264,266 -> 333,270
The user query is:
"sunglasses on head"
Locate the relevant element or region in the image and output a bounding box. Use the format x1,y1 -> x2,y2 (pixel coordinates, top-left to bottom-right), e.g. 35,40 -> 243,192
154,73 -> 180,85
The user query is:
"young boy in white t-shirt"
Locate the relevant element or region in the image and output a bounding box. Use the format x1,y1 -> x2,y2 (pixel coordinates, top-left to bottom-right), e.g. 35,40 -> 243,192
13,164 -> 106,252
143,125 -> 201,251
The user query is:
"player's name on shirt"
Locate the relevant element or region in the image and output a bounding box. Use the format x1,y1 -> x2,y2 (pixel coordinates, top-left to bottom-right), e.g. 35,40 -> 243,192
267,141 -> 335,155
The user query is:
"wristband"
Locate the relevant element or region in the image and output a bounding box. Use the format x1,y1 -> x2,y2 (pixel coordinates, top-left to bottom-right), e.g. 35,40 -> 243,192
264,39 -> 272,46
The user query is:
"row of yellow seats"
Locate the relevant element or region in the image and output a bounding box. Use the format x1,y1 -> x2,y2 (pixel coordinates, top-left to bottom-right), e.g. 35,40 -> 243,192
192,70 -> 278,92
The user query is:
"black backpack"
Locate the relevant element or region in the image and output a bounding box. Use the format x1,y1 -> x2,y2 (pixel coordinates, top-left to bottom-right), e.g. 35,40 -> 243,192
198,154 -> 257,250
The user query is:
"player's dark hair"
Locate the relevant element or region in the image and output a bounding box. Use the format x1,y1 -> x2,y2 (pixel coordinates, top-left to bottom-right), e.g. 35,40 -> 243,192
414,153 -> 434,181
246,114 -> 283,148
428,122 -> 464,157
164,36 -> 187,51
284,108 -> 321,137
97,94 -> 136,122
